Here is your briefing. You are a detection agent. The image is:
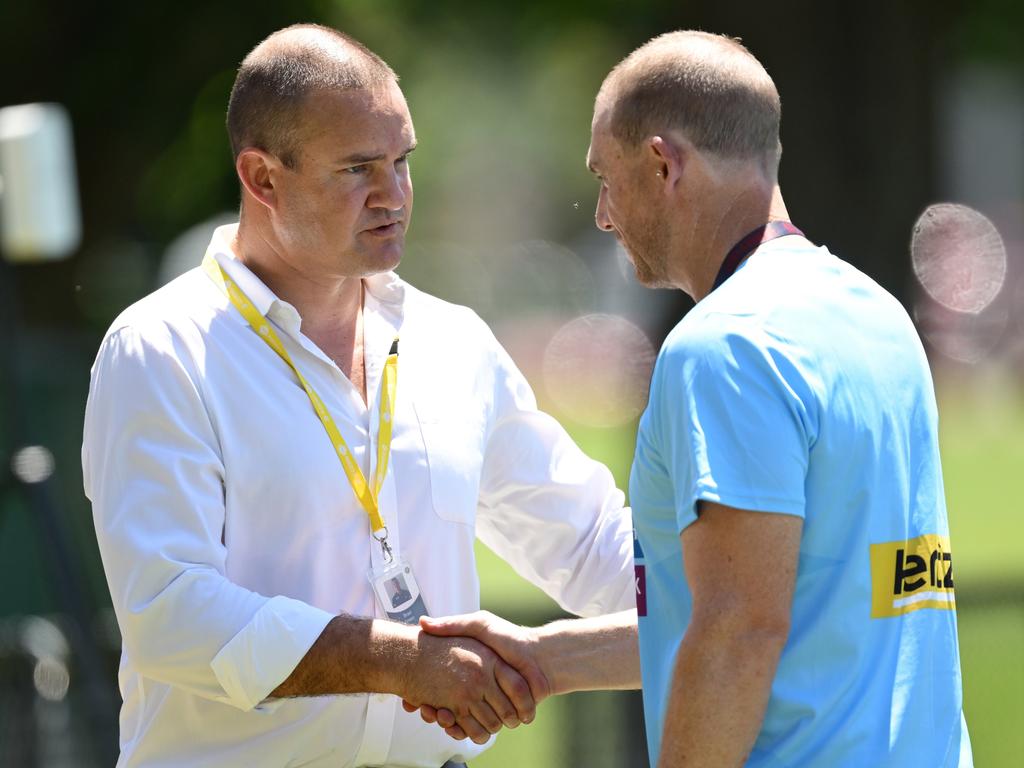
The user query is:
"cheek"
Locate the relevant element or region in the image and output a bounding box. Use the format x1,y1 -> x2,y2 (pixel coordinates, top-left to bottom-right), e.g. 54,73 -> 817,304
608,193 -> 637,231
321,184 -> 370,224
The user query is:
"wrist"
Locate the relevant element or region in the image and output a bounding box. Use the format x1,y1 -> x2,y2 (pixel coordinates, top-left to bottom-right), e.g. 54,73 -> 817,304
367,619 -> 421,697
532,621 -> 568,696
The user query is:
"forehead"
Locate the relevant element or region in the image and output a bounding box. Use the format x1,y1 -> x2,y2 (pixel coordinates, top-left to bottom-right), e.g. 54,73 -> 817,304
298,82 -> 415,153
587,107 -> 618,171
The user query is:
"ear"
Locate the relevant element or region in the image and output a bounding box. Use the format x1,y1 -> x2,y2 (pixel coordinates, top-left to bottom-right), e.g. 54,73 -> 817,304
648,136 -> 685,189
236,148 -> 282,211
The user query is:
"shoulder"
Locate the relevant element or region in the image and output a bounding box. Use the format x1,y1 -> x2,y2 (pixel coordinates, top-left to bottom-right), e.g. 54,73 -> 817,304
95,267 -> 220,368
654,299 -> 822,433
659,306 -> 770,382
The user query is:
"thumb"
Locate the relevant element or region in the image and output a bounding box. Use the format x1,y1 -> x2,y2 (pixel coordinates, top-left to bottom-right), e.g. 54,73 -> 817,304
420,612 -> 488,638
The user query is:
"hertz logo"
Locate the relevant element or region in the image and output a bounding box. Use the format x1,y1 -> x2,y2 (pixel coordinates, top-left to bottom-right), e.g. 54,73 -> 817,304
870,534 -> 955,618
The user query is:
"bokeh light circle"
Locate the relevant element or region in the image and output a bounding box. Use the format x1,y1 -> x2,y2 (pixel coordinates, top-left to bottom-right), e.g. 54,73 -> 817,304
542,313 -> 655,427
911,203 -> 1006,314
11,445 -> 55,484
33,657 -> 70,702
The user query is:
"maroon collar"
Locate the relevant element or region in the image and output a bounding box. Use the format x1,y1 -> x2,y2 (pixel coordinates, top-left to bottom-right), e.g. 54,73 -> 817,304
712,220 -> 804,292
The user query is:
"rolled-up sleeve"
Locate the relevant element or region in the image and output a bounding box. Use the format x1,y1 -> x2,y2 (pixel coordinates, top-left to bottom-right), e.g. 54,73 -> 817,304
82,324 -> 333,711
474,340 -> 635,618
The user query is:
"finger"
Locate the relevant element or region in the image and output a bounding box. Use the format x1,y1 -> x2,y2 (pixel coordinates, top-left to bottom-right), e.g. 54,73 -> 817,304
495,659 -> 535,725
500,653 -> 549,704
484,661 -> 524,729
444,724 -> 468,741
454,713 -> 491,745
419,612 -> 488,638
435,707 -> 456,729
418,704 -> 439,725
469,699 -> 507,736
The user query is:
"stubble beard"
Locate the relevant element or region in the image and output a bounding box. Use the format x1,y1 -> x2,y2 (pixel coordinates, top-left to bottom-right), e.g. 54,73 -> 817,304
344,232 -> 403,279
623,218 -> 673,289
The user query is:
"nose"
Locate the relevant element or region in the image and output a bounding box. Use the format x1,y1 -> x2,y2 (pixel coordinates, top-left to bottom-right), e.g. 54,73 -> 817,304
370,163 -> 410,212
595,185 -> 614,232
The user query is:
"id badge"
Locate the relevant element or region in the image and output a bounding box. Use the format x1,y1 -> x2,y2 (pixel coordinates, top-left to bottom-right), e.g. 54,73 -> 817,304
367,556 -> 428,625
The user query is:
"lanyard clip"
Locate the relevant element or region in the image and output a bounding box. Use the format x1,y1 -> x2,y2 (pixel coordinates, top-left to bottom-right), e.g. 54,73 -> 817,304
373,527 -> 393,563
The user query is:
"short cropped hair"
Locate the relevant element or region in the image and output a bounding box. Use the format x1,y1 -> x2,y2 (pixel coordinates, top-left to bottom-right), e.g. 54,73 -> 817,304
601,31 -> 781,171
226,24 -> 397,168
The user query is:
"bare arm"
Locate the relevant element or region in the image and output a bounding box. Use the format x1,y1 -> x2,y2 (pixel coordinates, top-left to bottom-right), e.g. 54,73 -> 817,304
532,609 -> 640,694
659,502 -> 801,768
270,614 -> 535,744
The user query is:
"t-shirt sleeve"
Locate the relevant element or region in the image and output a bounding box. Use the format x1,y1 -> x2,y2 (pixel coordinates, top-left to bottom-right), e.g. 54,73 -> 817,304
665,317 -> 817,533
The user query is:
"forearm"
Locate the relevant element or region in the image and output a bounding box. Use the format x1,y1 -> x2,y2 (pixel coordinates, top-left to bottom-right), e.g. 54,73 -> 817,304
659,621 -> 786,768
534,609 -> 640,695
271,615 -> 418,698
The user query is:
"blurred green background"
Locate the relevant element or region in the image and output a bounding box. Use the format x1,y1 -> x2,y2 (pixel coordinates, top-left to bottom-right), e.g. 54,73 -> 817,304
1,0 -> 1022,765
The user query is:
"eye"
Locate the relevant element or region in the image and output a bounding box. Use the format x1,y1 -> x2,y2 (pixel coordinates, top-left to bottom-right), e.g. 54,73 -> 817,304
344,164 -> 369,175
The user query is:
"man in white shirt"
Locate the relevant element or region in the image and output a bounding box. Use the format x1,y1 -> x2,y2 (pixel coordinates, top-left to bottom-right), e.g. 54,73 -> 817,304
82,23 -> 637,768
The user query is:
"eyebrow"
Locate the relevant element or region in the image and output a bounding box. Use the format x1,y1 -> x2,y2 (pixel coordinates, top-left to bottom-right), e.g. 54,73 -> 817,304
338,141 -> 418,165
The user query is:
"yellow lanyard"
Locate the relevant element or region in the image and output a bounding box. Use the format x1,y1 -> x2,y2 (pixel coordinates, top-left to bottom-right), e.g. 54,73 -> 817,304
202,253 -> 398,558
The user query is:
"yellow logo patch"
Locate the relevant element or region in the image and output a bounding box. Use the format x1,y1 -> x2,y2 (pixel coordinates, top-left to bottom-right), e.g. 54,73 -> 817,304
870,534 -> 955,618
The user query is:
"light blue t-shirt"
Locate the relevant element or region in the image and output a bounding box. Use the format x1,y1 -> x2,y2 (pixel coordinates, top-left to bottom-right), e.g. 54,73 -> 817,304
630,235 -> 972,767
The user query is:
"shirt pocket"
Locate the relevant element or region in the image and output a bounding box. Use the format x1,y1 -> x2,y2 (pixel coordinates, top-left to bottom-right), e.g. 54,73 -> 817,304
414,396 -> 485,527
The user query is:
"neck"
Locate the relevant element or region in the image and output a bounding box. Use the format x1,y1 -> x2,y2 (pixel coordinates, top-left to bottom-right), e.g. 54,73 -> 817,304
687,184 -> 790,301
233,219 -> 367,400
233,220 -> 363,337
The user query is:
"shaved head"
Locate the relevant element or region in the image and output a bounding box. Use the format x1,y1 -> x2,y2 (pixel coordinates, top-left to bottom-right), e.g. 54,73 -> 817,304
227,24 -> 397,168
598,31 -> 781,174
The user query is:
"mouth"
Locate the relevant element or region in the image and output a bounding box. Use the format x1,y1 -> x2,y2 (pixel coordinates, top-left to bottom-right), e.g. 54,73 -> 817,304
364,221 -> 403,238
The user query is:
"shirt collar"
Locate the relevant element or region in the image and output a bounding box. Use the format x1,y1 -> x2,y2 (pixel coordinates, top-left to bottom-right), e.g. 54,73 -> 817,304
206,224 -> 279,317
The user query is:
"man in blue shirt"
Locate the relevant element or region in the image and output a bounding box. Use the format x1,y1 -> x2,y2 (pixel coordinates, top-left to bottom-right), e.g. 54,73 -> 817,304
587,30 -> 972,767
413,29 -> 972,767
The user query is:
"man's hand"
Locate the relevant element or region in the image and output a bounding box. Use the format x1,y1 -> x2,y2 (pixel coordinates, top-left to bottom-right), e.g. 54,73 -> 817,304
403,611 -> 552,740
397,627 -> 538,745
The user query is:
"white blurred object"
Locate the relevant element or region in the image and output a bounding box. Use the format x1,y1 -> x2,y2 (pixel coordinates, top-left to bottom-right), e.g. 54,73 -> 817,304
159,212 -> 237,285
0,102 -> 81,262
910,203 -> 1006,314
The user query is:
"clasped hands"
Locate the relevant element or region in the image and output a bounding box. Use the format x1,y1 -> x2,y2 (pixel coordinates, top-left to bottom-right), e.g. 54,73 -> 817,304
399,611 -> 550,745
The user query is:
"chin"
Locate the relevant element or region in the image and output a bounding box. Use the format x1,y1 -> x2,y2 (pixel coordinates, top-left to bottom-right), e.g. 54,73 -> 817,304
351,225 -> 407,268
625,250 -> 659,288
625,239 -> 673,289
634,267 -> 671,289
362,245 -> 404,276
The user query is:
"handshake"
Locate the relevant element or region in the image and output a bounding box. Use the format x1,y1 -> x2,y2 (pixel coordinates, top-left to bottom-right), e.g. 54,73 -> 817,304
395,609 -> 639,745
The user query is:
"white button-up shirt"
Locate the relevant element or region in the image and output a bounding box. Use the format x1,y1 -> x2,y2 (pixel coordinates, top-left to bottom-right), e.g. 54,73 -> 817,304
82,225 -> 635,767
